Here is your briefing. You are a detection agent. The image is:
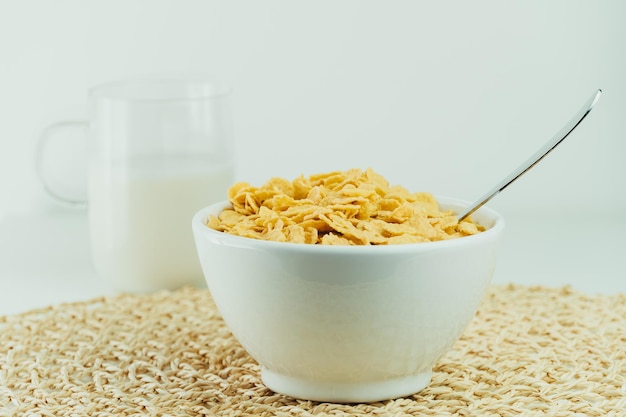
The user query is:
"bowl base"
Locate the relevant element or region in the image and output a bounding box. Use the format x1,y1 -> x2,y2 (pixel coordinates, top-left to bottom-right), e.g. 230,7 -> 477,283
261,368 -> 432,403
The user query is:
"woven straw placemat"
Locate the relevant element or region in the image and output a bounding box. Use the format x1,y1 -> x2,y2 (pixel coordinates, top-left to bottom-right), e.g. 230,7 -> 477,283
1,284 -> 624,416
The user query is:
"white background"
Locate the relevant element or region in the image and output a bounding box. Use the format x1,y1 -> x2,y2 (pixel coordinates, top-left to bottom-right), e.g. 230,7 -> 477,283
1,0 -> 625,316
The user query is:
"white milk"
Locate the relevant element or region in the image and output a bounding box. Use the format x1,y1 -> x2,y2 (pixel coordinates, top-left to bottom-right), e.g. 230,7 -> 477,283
89,159 -> 233,293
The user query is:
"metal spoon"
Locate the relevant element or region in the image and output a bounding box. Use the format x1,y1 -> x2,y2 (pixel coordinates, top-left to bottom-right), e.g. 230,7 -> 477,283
457,89 -> 602,222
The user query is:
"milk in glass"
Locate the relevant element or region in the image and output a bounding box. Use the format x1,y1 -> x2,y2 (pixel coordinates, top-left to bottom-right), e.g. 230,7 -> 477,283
89,157 -> 233,293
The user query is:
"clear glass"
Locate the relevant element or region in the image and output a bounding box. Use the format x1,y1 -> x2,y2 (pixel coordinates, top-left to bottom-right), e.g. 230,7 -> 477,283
85,76 -> 234,292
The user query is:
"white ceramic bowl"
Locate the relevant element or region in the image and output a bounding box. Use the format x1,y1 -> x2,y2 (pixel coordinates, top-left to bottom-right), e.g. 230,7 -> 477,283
192,196 -> 504,403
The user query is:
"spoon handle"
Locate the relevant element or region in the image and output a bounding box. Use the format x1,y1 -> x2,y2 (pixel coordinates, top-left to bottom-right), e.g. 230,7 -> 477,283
457,89 -> 602,222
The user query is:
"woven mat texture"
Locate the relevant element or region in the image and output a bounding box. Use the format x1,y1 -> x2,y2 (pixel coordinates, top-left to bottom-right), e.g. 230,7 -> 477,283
1,284 -> 624,417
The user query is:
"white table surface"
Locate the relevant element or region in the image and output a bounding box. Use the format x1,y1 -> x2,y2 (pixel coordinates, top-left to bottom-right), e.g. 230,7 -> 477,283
1,208 -> 624,317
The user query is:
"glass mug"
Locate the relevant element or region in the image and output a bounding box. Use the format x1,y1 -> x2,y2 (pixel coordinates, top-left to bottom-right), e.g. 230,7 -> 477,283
37,76 -> 235,293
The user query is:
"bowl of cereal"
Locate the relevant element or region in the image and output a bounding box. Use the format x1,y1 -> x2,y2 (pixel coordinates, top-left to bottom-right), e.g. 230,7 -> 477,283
192,168 -> 504,403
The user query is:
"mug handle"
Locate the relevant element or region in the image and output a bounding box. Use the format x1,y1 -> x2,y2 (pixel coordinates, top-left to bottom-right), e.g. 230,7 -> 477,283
36,120 -> 89,208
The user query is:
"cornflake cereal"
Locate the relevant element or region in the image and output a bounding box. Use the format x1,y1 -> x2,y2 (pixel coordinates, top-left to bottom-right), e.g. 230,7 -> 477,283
208,168 -> 485,245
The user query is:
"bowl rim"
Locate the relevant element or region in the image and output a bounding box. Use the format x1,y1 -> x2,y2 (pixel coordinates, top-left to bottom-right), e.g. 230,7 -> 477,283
192,195 -> 505,254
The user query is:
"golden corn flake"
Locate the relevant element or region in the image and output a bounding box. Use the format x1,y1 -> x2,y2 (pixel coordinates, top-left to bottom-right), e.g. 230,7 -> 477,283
208,168 -> 485,245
